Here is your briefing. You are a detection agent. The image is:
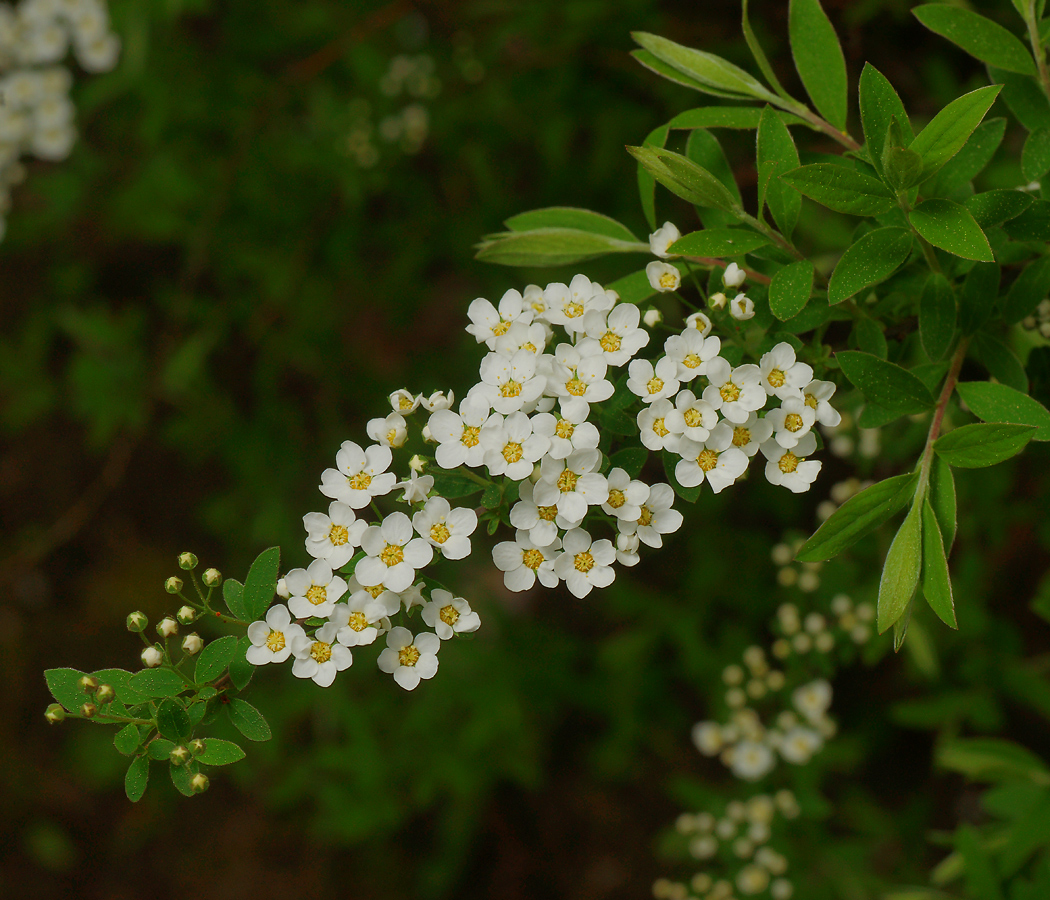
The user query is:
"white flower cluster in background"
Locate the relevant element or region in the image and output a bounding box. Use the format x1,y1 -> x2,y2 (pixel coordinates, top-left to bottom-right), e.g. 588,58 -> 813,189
0,0 -> 119,238
654,791 -> 800,900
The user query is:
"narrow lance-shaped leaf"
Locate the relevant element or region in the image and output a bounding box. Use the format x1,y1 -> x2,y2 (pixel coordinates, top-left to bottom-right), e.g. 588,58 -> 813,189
626,145 -> 741,213
242,546 -> 281,623
909,199 -> 993,262
928,453 -> 957,552
909,85 -> 1002,181
1022,126 -> 1050,183
933,422 -> 1036,467
933,117 -> 1007,194
757,105 -> 801,236
769,260 -> 814,321
476,229 -> 649,267
837,351 -> 936,415
741,0 -> 793,102
686,129 -> 743,229
828,227 -> 914,305
789,0 -> 849,130
780,164 -> 896,216
669,229 -> 770,257
504,207 -> 639,241
956,381 -> 1050,441
859,63 -> 912,174
964,189 -> 1033,229
630,50 -> 753,100
919,273 -> 956,361
637,124 -> 669,231
912,5 -> 1037,76
921,498 -> 957,628
877,499 -> 923,634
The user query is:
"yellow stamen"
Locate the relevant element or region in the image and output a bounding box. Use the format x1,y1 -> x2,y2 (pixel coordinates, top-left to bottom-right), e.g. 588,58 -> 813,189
329,524 -> 349,546
439,605 -> 460,627
502,442 -> 523,463
348,472 -> 372,490
430,523 -> 450,543
574,551 -> 595,572
607,489 -> 626,509
265,630 -> 285,652
310,641 -> 332,663
305,585 -> 327,606
557,469 -> 578,493
398,644 -> 421,667
380,544 -> 404,566
522,548 -> 545,569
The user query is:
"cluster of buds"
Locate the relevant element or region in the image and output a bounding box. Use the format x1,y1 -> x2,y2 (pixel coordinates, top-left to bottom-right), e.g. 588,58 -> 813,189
46,673 -> 117,724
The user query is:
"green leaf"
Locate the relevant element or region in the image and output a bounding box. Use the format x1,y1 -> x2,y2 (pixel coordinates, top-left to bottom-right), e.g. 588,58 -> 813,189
129,667 -> 189,698
114,724 -> 142,756
859,63 -> 912,175
663,449 -> 701,503
909,85 -> 1002,181
932,117 -> 1007,194
958,262 -> 1001,335
796,471 -> 919,562
631,32 -> 778,102
480,483 -> 502,509
222,578 -> 246,621
909,199 -> 993,262
757,106 -> 801,236
921,498 -> 957,628
125,756 -> 149,803
788,0 -> 848,130
228,698 -> 272,742
934,422 -> 1036,467
627,145 -> 741,213
170,762 -> 197,797
989,66 -> 1050,131
195,738 -> 246,766
781,163 -> 896,216
147,738 -> 174,760
155,698 -> 192,742
964,189 -> 1034,229
44,667 -> 88,713
632,50 -> 742,99
1022,126 -> 1050,182
929,453 -> 957,552
242,546 -> 280,623
919,273 -> 956,361
610,447 -> 648,479
669,228 -> 769,257
852,318 -> 888,358
837,351 -> 937,414
1003,199 -> 1050,242
637,124 -> 670,231
228,635 -> 255,691
769,260 -> 814,321
668,107 -> 765,130
686,129 -> 743,228
828,227 -> 914,305
884,145 -> 925,192
504,207 -> 638,242
475,228 -> 647,267
956,825 -> 1006,900
912,5 -> 1036,75
971,332 -> 1028,393
877,500 -> 923,634
429,468 -> 485,499
939,737 -> 1050,784
1002,256 -> 1050,324
194,635 -> 238,684
957,381 -> 1050,440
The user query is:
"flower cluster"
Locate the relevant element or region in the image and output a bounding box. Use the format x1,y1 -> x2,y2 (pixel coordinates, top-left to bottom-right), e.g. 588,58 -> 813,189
0,0 -> 119,238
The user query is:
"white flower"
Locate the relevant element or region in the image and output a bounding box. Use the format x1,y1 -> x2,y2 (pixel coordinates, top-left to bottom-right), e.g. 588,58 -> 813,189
421,589 -> 481,639
377,627 -> 440,690
692,721 -> 724,756
493,529 -> 562,591
621,483 -> 683,548
303,502 -> 367,569
366,412 -> 409,448
319,441 -> 398,509
428,398 -> 491,469
649,220 -> 682,258
778,727 -> 823,764
412,496 -> 478,560
675,433 -> 749,493
246,605 -> 305,665
141,646 -> 163,668
530,406 -> 600,460
730,293 -> 755,320
330,594 -> 389,647
399,581 -> 427,611
759,342 -> 814,400
286,560 -> 349,619
477,348 -> 546,414
714,412 -> 773,458
664,328 -> 720,381
664,389 -> 718,443
802,379 -> 842,427
544,274 -> 612,334
419,389 -> 455,412
395,471 -> 434,503
793,679 -> 832,722
761,432 -> 821,493
646,260 -> 681,292
480,410 -> 550,480
389,389 -> 421,414
736,865 -> 770,896
509,479 -> 561,547
723,262 -> 746,288
582,304 -> 650,367
685,310 -> 713,337
703,358 -> 767,424
766,396 -> 817,449
546,341 -> 614,420
522,283 -> 550,321
356,512 -> 435,592
494,321 -> 549,358
643,308 -> 663,327
615,531 -> 641,566
534,449 -> 608,526
291,623 -> 353,687
466,288 -> 534,346
553,528 -> 616,598
627,356 -> 680,402
730,740 -> 776,781
602,467 -> 649,521
637,399 -> 681,453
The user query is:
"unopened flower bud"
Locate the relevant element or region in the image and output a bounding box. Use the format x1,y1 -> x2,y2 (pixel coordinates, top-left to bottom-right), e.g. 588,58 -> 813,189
409,454 -> 426,473
182,633 -> 203,655
190,772 -> 210,794
202,568 -> 221,587
178,552 -> 198,570
156,617 -> 178,638
141,646 -> 163,668
643,308 -> 662,327
177,606 -> 196,624
276,578 -> 290,599
80,702 -> 98,719
421,423 -> 435,443
723,262 -> 746,288
730,293 -> 755,321
170,745 -> 190,766
95,684 -> 116,704
165,576 -> 183,594
420,390 -> 454,412
189,738 -> 206,756
45,703 -> 66,724
126,610 -> 148,632
78,675 -> 99,694
708,291 -> 727,311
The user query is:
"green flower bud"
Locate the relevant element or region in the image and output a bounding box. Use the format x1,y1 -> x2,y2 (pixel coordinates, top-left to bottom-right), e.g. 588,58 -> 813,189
188,738 -> 206,756
126,610 -> 148,632
178,552 -> 198,570
95,684 -> 116,704
78,675 -> 99,694
201,568 -> 222,587
80,702 -> 98,719
176,605 -> 196,625
156,617 -> 178,638
45,703 -> 66,724
170,745 -> 191,766
165,576 -> 183,594
190,772 -> 209,794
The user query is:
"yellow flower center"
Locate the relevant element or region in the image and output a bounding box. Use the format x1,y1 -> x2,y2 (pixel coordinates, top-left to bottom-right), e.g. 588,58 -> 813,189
386,429 -> 399,445
430,523 -> 451,543
380,544 -> 405,566
366,585 -> 385,598
607,489 -> 626,509
538,505 -> 559,522
638,506 -> 653,527
732,426 -> 751,447
565,301 -> 584,318
574,551 -> 595,573
646,377 -> 664,395
523,341 -> 537,352
399,396 -> 414,410
501,379 -> 523,398
684,408 -> 704,428
779,451 -> 800,473
683,353 -> 702,369
329,524 -> 349,546
492,320 -> 511,336
720,381 -> 740,403
348,472 -> 372,490
348,612 -> 370,632
698,449 -> 719,472
555,419 -> 575,439
398,644 -> 421,667
439,605 -> 460,627
659,272 -> 677,289
461,426 -> 481,447
566,377 -> 588,397
310,641 -> 332,664
785,413 -> 804,432
306,585 -> 328,606
522,548 -> 545,569
502,442 -> 523,463
557,470 -> 578,493
652,417 -> 670,438
600,331 -> 622,353
767,368 -> 786,388
265,630 -> 285,652
804,392 -> 818,409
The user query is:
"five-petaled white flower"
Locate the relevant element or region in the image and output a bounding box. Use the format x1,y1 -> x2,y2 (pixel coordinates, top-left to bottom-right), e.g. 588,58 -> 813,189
429,398 -> 491,469
778,727 -> 823,764
649,221 -> 681,258
377,627 -> 440,690
480,410 -> 550,480
466,288 -> 535,346
366,412 -> 408,448
582,304 -> 650,367
303,501 -> 367,569
793,679 -> 833,722
637,398 -> 681,453
802,379 -> 842,427
685,311 -> 713,337
714,413 -> 773,458
421,589 -> 481,639
509,479 -> 562,548
553,528 -> 616,598
627,356 -> 680,403
531,406 -> 600,460
412,496 -> 478,560
477,348 -> 546,414
291,622 -> 353,687
330,593 -> 389,647
357,511 -> 435,592
420,389 -> 455,412
729,293 -> 755,320
615,531 -> 641,567
389,389 -> 421,414
675,433 -> 750,493
759,342 -> 814,400
664,328 -> 720,381
602,467 -> 649,522
761,431 -> 821,493
546,340 -> 614,420
286,559 -> 349,619
703,358 -> 767,424
319,441 -> 398,509
494,321 -> 549,359
664,389 -> 718,443
730,740 -> 776,781
646,260 -> 681,293
533,448 -> 608,526
620,482 -> 683,548
766,395 -> 817,449
493,529 -> 562,592
246,604 -> 305,665
395,471 -> 434,504
544,274 -> 612,334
